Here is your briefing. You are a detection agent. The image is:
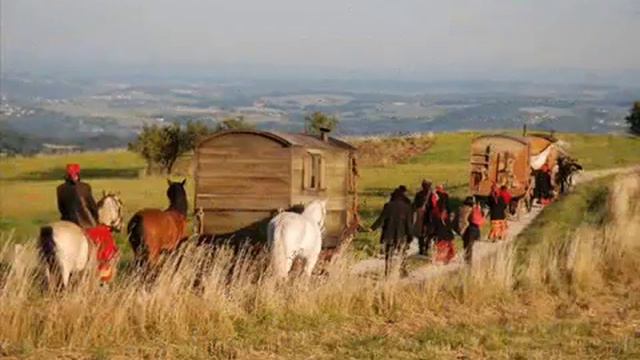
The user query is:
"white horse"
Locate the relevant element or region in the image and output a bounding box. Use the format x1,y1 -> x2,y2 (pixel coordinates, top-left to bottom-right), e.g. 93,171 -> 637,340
267,199 -> 327,278
39,192 -> 123,289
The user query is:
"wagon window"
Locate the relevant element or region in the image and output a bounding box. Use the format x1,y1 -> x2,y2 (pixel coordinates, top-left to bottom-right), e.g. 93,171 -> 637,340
304,152 -> 325,191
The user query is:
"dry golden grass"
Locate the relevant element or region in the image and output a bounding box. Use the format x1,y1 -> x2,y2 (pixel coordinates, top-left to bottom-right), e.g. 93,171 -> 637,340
1,174 -> 639,358
350,133 -> 436,167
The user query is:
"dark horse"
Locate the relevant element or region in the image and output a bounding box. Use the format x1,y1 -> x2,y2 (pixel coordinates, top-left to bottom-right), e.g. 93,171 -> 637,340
127,180 -> 188,266
557,157 -> 583,194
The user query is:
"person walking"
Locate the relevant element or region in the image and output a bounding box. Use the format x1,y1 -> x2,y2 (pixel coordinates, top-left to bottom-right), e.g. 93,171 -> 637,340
487,185 -> 507,241
456,197 -> 484,264
500,185 -> 513,217
434,184 -> 452,217
413,180 -> 433,256
371,186 -> 414,277
433,209 -> 456,265
534,164 -> 554,206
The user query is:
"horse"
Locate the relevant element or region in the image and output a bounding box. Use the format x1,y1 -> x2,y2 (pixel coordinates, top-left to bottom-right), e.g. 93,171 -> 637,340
267,199 -> 327,278
127,179 -> 188,267
557,157 -> 583,194
38,192 -> 124,290
97,191 -> 125,232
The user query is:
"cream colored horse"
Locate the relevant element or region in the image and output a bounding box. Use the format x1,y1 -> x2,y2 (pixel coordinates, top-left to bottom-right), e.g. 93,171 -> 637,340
39,192 -> 123,289
267,199 -> 327,278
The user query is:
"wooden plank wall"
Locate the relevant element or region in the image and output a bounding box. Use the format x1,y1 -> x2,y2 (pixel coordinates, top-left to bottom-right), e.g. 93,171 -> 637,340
470,138 -> 529,197
195,134 -> 292,234
291,147 -> 351,247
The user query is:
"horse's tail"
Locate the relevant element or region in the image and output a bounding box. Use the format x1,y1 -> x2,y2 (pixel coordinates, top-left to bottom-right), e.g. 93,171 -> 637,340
127,213 -> 147,266
39,226 -> 59,288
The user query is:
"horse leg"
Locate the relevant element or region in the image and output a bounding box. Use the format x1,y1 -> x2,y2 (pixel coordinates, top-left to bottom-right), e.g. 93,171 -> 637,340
43,267 -> 55,292
60,263 -> 71,289
273,253 -> 293,279
303,250 -> 320,276
147,243 -> 162,268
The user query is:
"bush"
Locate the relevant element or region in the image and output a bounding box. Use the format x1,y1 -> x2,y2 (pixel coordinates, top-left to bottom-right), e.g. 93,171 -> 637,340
215,116 -> 255,132
626,101 -> 640,135
128,121 -> 214,174
305,111 -> 339,135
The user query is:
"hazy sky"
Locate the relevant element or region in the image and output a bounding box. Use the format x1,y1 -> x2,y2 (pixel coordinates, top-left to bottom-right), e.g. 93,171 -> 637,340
2,0 -> 639,77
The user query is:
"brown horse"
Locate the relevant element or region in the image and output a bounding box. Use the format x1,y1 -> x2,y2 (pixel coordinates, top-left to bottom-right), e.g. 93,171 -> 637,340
127,180 -> 188,267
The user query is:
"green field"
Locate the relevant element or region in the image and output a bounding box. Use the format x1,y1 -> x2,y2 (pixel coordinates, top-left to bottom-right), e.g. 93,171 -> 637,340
1,132 -> 640,358
1,132 -> 639,256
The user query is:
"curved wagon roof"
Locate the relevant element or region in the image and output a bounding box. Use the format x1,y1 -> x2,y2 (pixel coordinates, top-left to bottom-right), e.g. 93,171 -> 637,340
198,129 -> 356,151
471,134 -> 530,146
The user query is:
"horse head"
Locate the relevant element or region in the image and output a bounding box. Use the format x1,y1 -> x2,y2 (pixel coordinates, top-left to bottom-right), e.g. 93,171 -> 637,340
167,179 -> 188,216
303,199 -> 327,233
98,191 -> 124,232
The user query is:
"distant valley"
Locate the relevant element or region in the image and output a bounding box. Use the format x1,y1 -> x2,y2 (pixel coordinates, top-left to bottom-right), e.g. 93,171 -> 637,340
1,72 -> 638,154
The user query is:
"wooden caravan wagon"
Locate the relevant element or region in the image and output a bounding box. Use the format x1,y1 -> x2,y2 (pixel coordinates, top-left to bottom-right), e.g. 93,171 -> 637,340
469,134 -> 532,211
193,129 -> 358,248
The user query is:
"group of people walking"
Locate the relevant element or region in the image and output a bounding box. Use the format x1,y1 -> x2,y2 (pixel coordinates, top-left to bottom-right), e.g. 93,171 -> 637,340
369,180 -> 518,276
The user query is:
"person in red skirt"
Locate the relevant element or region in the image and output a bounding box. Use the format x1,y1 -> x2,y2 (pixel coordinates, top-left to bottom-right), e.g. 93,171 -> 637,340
487,185 -> 508,241
85,225 -> 119,283
433,210 -> 456,265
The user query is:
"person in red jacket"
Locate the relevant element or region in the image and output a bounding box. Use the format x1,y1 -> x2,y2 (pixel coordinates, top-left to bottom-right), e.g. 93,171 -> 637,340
500,185 -> 513,217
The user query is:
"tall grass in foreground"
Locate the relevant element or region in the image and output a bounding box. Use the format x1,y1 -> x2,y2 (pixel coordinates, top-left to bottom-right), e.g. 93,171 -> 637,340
0,239 -> 385,356
1,174 -> 639,358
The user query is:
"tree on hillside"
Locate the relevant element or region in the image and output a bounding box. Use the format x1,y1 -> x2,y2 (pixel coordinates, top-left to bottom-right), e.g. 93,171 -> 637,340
305,111 -> 339,135
129,121 -> 214,174
626,101 -> 640,135
216,116 -> 255,132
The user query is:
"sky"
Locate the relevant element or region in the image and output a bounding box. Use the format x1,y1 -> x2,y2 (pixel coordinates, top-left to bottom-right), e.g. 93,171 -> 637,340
2,0 -> 640,80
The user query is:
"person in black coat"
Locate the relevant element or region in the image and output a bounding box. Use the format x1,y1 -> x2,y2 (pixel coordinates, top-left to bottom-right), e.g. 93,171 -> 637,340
57,163 -> 99,229
371,186 -> 414,276
534,164 -> 553,205
487,186 -> 507,241
413,180 -> 433,256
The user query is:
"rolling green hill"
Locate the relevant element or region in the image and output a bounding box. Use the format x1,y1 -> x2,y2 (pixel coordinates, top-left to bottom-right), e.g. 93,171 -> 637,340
1,132 -> 639,255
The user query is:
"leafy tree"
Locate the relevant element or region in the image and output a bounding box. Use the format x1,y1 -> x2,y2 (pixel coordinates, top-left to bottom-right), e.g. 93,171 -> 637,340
626,101 -> 640,135
216,116 -> 255,132
185,120 -> 216,147
305,111 -> 339,135
129,120 -> 214,174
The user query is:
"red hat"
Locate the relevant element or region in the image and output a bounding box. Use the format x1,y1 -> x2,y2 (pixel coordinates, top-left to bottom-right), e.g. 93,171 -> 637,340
66,163 -> 80,178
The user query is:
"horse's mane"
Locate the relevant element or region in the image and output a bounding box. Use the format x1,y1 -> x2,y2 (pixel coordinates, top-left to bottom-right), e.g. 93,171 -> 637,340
167,183 -> 188,216
97,193 -> 121,208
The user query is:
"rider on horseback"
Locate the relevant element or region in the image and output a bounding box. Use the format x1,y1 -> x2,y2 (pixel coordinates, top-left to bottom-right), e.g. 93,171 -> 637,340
57,164 -> 118,282
57,163 -> 99,228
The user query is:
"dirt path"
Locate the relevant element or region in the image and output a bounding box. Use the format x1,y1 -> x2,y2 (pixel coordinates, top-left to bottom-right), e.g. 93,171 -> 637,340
350,165 -> 640,282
